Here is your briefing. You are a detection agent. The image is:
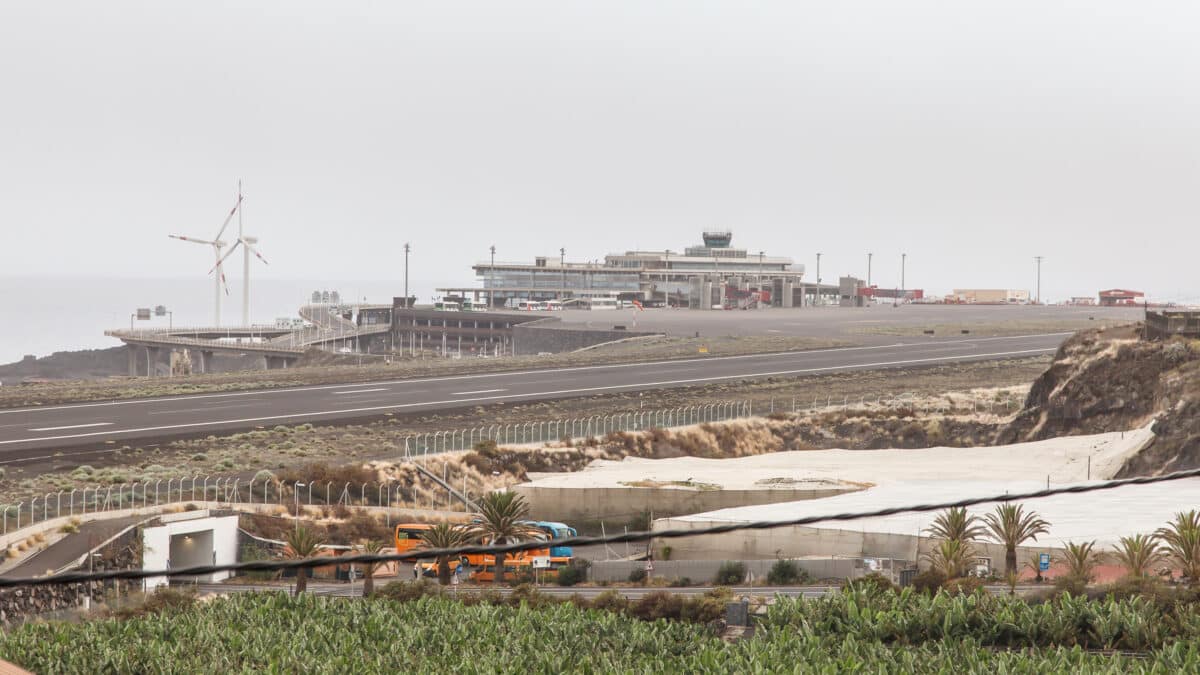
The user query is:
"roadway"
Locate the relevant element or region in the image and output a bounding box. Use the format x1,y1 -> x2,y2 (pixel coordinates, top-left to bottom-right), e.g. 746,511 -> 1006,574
188,581 -> 1041,599
189,581 -> 839,599
0,332 -> 1067,459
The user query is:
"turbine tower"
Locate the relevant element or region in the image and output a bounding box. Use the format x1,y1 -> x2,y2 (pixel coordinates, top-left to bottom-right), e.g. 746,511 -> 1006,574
211,181 -> 269,326
169,193 -> 241,326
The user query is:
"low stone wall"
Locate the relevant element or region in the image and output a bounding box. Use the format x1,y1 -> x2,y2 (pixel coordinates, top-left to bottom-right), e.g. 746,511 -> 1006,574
0,527 -> 140,628
511,485 -> 859,522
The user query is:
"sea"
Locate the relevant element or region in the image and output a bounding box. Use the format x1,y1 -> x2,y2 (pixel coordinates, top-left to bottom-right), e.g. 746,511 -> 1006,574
0,275 -> 466,364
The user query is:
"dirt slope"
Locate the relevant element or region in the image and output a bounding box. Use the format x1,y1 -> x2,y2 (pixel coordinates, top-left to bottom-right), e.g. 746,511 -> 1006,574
996,325 -> 1200,476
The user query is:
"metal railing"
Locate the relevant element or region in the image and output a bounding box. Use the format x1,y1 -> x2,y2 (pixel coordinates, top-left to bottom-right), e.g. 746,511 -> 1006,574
788,390 -> 1024,417
0,475 -> 469,537
399,400 -> 754,463
0,390 -> 1024,537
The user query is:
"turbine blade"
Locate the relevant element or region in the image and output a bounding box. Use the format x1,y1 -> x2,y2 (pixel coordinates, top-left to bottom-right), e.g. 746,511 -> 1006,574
244,240 -> 269,265
170,234 -> 217,246
208,241 -> 241,275
213,194 -> 242,242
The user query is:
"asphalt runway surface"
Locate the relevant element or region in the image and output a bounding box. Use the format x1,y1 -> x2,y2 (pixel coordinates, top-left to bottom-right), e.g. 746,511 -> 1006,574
0,332 -> 1068,460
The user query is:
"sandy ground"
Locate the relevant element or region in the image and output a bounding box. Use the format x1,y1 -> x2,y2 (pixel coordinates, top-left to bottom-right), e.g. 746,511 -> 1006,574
525,424 -> 1178,548
674,473 -> 1191,550
524,424 -> 1154,490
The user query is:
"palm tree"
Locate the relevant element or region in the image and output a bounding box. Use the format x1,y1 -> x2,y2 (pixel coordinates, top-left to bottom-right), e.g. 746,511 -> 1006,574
359,540 -> 386,597
1112,534 -> 1165,579
922,539 -> 973,578
925,507 -> 986,543
419,523 -> 471,586
1062,540 -> 1100,585
470,492 -> 541,585
983,503 -> 1050,577
286,527 -> 324,596
1156,511 -> 1200,584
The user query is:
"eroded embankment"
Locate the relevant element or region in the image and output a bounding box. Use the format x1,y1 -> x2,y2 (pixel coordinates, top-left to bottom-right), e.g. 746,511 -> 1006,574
994,324 -> 1200,477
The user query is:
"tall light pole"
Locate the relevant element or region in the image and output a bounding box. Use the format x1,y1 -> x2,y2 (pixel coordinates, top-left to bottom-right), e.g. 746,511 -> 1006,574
758,250 -> 765,284
901,253 -> 907,297
559,247 -> 566,299
1034,256 -> 1044,304
489,245 -> 496,309
403,243 -> 411,307
867,252 -> 873,287
815,253 -> 822,306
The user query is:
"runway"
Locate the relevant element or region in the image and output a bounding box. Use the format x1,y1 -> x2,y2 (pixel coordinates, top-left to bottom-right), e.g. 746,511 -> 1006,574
0,333 -> 1066,457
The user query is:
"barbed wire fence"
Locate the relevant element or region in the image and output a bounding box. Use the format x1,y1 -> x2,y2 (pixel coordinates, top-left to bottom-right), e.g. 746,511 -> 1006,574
3,467 -> 1198,589
0,388 -> 1026,537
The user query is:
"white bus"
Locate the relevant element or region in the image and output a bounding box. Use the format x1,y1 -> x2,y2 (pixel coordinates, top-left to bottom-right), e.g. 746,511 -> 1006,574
515,300 -> 539,311
461,299 -> 488,312
586,297 -> 618,310
543,300 -> 563,311
433,300 -> 461,311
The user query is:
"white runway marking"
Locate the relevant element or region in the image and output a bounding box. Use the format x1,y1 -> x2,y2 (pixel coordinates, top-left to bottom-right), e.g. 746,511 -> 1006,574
451,389 -> 507,395
0,346 -> 1055,446
332,388 -> 388,395
28,422 -> 113,432
0,333 -> 1072,416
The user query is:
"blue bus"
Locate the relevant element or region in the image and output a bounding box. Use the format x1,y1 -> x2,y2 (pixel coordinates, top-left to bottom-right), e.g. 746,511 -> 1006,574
526,521 -> 578,558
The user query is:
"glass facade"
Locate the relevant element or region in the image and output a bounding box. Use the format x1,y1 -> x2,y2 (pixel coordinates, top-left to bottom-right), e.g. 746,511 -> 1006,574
480,268 -> 639,292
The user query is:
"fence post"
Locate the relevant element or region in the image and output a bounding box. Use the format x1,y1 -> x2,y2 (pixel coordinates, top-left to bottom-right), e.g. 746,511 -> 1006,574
69,489 -> 77,517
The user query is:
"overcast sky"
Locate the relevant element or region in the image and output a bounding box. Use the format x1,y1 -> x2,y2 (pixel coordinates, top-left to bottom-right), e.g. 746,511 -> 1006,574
2,1 -> 1198,301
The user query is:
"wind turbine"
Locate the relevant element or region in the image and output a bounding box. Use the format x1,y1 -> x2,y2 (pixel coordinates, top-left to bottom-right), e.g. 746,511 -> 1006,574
211,181 -> 268,326
169,193 -> 241,326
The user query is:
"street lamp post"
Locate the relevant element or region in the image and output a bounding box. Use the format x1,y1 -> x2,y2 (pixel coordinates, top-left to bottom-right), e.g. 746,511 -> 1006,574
815,253 -> 822,306
403,243 -> 411,308
901,253 -> 906,299
867,252 -> 873,287
1034,256 -> 1044,304
489,245 -> 496,309
559,247 -> 566,300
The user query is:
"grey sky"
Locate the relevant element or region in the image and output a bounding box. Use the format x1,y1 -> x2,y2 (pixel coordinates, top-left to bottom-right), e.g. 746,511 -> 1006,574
3,1 -> 1198,301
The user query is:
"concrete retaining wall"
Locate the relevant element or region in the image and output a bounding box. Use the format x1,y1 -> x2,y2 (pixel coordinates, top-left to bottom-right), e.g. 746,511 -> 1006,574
512,324 -> 662,355
652,518 -> 1056,574
511,485 -> 858,522
589,558 -> 860,583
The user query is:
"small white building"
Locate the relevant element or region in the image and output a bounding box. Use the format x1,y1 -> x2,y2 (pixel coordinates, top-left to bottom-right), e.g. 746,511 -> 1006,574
142,511 -> 240,592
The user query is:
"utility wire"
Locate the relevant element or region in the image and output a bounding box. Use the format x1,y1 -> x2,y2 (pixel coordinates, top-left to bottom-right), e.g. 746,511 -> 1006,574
2,467 -> 1197,589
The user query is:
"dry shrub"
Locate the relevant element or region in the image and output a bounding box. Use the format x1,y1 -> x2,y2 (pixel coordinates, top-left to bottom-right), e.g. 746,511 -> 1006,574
106,588 -> 197,620
325,511 -> 391,544
629,591 -> 684,621
588,589 -> 630,614
941,577 -> 986,596
374,580 -> 443,603
278,462 -> 376,486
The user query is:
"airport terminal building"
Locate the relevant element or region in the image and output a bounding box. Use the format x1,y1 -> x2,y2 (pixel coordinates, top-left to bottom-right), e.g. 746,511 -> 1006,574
439,232 -> 824,309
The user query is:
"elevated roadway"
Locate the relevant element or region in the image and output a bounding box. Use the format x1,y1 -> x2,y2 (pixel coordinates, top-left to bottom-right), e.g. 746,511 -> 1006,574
0,332 -> 1067,458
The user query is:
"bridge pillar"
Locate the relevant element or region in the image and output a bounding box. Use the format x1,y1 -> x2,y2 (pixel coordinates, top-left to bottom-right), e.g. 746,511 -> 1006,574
145,346 -> 161,378
199,350 -> 214,374
128,345 -> 138,376
264,355 -> 295,370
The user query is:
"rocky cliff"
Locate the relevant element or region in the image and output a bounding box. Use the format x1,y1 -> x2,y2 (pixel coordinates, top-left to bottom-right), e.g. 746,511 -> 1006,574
996,324 -> 1200,477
